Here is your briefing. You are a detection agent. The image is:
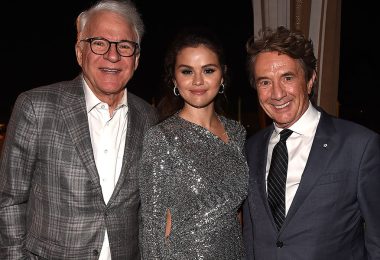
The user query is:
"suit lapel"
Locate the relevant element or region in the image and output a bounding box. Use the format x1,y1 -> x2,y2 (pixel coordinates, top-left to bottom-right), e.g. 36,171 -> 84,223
247,127 -> 278,229
257,128 -> 276,223
109,95 -> 142,202
282,112 -> 336,229
60,77 -> 101,191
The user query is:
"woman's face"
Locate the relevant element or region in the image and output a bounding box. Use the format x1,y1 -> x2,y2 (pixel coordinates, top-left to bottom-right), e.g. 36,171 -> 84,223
173,45 -> 223,111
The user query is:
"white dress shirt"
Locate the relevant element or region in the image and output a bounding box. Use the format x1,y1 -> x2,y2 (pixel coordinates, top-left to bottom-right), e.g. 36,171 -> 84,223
266,102 -> 321,215
83,81 -> 128,260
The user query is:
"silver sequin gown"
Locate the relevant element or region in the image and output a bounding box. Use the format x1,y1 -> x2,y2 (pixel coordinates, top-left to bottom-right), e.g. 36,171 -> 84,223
139,113 -> 249,259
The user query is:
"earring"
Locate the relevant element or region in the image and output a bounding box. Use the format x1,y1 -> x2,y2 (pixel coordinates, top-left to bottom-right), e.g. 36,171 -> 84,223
218,83 -> 225,94
173,86 -> 180,96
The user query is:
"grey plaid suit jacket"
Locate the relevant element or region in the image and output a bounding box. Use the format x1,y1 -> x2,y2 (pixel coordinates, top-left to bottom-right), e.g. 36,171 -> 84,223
0,75 -> 159,259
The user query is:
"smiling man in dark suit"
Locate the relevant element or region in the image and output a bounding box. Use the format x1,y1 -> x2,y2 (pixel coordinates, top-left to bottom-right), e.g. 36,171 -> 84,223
243,26 -> 380,259
0,1 -> 158,259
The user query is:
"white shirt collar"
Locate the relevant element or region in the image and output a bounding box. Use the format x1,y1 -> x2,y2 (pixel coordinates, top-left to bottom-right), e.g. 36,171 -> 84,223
82,77 -> 127,113
273,101 -> 320,137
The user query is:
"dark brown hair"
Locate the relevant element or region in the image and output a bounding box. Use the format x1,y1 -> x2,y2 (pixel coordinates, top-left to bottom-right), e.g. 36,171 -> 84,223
246,26 -> 317,96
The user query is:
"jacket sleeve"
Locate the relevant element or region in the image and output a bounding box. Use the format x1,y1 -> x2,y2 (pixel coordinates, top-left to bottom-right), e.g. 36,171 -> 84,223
139,127 -> 172,259
358,132 -> 380,258
0,93 -> 38,259
243,196 -> 255,259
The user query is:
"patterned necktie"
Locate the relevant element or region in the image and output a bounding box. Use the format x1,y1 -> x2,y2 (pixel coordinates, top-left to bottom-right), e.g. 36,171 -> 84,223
267,129 -> 293,230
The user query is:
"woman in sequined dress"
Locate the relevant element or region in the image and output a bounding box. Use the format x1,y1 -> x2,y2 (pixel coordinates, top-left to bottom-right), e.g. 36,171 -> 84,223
139,27 -> 249,259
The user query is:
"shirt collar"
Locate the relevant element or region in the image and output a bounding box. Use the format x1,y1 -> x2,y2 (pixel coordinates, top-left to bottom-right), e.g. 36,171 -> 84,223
273,101 -> 320,136
82,77 -> 128,113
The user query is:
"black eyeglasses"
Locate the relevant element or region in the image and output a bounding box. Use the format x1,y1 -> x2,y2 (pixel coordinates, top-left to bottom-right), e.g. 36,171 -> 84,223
81,37 -> 139,57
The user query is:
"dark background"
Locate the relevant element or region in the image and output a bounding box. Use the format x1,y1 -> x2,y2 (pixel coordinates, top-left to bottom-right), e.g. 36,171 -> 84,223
339,2 -> 378,133
1,1 -> 378,135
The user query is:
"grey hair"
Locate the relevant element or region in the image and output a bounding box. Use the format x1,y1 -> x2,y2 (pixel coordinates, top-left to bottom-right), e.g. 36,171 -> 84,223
76,0 -> 144,44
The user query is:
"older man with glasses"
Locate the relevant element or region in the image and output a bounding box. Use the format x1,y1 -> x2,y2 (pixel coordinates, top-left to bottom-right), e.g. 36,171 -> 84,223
0,0 -> 158,259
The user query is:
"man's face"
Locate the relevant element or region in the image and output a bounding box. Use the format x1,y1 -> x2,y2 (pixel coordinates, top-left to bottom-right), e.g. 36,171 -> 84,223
76,11 -> 140,102
252,51 -> 314,128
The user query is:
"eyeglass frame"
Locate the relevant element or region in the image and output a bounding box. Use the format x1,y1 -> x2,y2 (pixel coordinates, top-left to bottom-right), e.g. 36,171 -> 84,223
80,37 -> 140,57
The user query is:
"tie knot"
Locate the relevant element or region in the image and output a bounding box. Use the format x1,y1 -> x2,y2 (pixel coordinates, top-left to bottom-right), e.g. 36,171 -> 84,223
279,129 -> 293,142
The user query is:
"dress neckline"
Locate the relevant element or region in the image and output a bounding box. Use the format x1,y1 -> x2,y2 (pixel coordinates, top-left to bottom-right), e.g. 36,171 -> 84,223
174,112 -> 230,144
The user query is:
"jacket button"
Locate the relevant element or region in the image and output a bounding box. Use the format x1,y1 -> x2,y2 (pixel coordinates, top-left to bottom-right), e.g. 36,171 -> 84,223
276,241 -> 284,248
93,249 -> 99,256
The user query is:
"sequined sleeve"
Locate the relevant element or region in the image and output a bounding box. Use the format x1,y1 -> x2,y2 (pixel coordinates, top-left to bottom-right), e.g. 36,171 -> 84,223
139,126 -> 172,259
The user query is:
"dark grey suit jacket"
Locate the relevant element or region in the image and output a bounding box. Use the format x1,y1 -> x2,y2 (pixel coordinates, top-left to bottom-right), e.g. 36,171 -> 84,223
0,75 -> 158,259
243,109 -> 380,260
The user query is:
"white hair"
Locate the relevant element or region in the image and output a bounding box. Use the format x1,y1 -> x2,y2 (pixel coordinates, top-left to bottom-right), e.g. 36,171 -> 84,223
76,0 -> 144,43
